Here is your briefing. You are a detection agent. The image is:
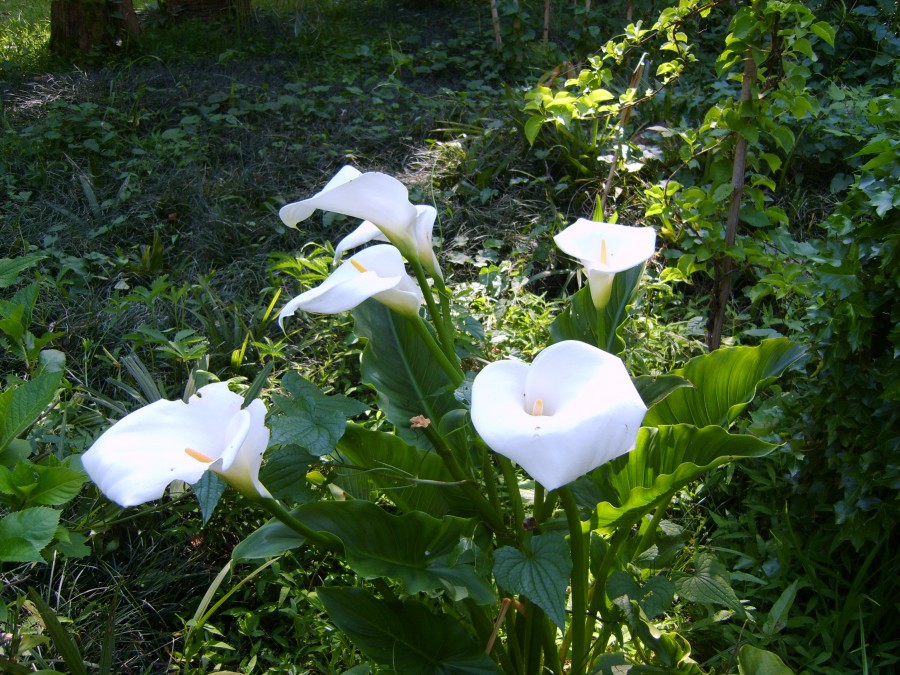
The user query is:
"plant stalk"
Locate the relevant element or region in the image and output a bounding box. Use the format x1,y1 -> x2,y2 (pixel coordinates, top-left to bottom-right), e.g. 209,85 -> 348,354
560,487 -> 588,675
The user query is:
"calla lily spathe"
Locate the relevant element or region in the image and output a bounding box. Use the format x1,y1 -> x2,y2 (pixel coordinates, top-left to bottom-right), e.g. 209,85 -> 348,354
470,340 -> 647,491
279,244 -> 422,325
554,218 -> 656,309
279,166 -> 440,276
333,204 -> 442,278
81,383 -> 271,507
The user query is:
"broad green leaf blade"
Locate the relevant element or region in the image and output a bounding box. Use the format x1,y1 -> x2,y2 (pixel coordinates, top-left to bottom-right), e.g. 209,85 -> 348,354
0,371 -> 64,453
234,501 -> 494,604
317,587 -> 501,674
673,553 -> 745,618
269,371 -> 367,456
27,462 -> 86,506
578,424 -> 776,530
738,645 -> 795,675
232,516 -> 305,561
607,571 -> 676,621
0,254 -> 45,289
633,374 -> 693,408
352,300 -> 460,448
297,500 -> 495,604
643,339 -> 806,427
258,444 -> 319,503
0,507 -> 60,562
336,424 -> 473,518
549,263 -> 645,354
493,534 -> 572,629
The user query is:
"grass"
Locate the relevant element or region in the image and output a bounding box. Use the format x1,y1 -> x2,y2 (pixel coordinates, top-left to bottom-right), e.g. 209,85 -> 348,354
1,0 -> 897,672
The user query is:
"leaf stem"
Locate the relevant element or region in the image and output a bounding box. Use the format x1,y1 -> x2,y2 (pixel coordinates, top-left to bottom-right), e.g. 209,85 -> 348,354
409,313 -> 463,384
559,487 -> 588,675
407,256 -> 460,370
257,498 -> 342,552
421,425 -> 506,534
584,526 -> 629,646
497,453 -> 526,544
633,491 -> 675,561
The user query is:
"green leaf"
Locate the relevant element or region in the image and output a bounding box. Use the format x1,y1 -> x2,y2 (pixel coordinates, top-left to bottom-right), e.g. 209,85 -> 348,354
258,444 -> 319,503
607,571 -> 676,621
549,263 -> 646,354
673,553 -> 745,618
493,534 -> 571,629
336,424 -> 472,518
633,374 -> 692,408
762,579 -> 800,636
24,462 -> 85,506
0,506 -> 60,562
809,21 -> 835,47
581,424 -> 777,529
317,587 -> 501,674
232,515 -> 305,561
524,115 -> 544,145
0,371 -> 64,453
237,501 -> 494,605
643,339 -> 805,427
0,253 -> 45,289
301,500 -> 494,604
192,472 -> 228,524
737,645 -> 795,675
269,372 -> 367,456
352,301 -> 459,447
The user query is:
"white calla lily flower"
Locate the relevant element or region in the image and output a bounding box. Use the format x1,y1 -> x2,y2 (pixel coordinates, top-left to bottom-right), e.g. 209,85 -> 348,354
470,340 -> 646,491
279,244 -> 422,325
333,205 -> 442,278
82,382 -> 271,507
554,218 -> 656,309
280,166 -> 436,271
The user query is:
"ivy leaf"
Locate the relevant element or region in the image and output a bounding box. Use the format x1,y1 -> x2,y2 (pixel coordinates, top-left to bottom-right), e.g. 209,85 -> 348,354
493,534 -> 572,629
269,371 -> 368,456
673,553 -> 745,618
258,444 -> 319,503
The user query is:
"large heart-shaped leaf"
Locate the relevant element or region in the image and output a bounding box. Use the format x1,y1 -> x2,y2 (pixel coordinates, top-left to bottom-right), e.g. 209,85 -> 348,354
235,500 -> 495,604
353,301 -> 460,448
317,587 -> 501,674
643,339 -> 805,427
336,424 -> 473,518
575,424 -> 776,529
493,534 -> 572,629
268,371 -> 368,456
549,263 -> 645,354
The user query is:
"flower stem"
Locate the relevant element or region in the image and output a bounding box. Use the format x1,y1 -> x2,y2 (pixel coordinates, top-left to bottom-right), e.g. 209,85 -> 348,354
496,453 -> 526,545
421,425 -> 506,534
634,491 -> 675,560
560,486 -> 588,675
258,498 -> 342,552
409,314 -> 464,384
584,526 -> 629,646
407,256 -> 459,369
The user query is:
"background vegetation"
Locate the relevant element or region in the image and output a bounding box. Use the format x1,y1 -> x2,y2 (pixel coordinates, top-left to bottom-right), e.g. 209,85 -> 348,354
1,0 -> 897,672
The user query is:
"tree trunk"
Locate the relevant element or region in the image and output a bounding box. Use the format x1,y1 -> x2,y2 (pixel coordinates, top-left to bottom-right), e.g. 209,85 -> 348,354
49,0 -> 140,58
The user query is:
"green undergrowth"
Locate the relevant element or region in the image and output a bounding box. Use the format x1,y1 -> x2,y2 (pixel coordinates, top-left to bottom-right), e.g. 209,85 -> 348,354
1,0 -> 897,672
